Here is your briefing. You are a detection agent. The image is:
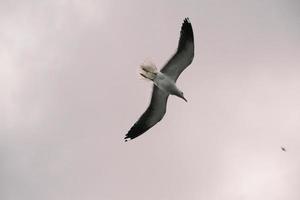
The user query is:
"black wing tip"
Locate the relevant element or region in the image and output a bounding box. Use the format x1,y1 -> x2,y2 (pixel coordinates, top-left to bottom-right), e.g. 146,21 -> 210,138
182,17 -> 192,28
124,126 -> 143,142
177,17 -> 194,51
181,17 -> 193,33
124,133 -> 133,142
183,17 -> 191,23
124,134 -> 139,142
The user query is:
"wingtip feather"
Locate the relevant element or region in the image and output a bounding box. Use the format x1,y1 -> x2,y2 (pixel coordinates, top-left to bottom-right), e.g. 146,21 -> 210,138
184,17 -> 190,23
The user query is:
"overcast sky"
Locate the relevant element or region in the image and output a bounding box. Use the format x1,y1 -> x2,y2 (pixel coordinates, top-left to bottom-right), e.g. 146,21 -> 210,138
1,0 -> 300,199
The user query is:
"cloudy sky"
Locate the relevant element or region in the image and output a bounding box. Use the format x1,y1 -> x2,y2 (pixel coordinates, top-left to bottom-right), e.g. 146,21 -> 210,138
1,0 -> 300,199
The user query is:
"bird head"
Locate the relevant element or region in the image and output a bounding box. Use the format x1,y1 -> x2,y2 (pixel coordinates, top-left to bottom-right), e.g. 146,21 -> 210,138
178,91 -> 187,102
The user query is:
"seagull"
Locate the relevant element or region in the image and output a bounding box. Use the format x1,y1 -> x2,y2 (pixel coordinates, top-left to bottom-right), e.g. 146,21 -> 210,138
125,18 -> 194,141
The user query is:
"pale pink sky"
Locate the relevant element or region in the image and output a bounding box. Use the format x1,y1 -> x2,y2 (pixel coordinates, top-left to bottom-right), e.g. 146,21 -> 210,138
1,0 -> 300,200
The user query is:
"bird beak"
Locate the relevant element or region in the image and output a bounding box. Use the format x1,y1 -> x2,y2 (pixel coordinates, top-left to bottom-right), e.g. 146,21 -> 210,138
182,96 -> 188,102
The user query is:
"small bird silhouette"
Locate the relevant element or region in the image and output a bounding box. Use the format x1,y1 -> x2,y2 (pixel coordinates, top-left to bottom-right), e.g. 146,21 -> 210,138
281,146 -> 286,152
125,18 -> 194,141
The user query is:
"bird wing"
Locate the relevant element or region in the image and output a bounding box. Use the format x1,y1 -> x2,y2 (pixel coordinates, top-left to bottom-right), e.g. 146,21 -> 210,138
160,18 -> 194,82
125,85 -> 169,141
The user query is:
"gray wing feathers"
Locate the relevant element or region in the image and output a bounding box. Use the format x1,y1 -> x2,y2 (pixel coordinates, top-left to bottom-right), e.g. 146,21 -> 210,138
161,18 -> 194,81
125,86 -> 169,141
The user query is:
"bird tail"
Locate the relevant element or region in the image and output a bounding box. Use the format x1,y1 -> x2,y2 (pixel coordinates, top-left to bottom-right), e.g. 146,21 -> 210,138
139,60 -> 158,81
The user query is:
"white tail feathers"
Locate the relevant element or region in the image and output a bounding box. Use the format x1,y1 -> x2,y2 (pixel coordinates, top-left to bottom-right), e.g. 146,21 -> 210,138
139,60 -> 158,81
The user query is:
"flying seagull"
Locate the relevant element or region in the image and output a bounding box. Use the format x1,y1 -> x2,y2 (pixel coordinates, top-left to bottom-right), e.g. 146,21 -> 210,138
125,18 -> 194,141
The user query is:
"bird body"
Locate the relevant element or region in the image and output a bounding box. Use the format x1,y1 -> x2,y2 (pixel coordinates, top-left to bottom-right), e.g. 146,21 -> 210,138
125,18 -> 194,141
140,61 -> 186,101
153,72 -> 186,101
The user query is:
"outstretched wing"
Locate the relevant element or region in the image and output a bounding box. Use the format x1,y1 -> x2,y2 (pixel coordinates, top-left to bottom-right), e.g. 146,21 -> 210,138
125,85 -> 169,141
160,18 -> 194,82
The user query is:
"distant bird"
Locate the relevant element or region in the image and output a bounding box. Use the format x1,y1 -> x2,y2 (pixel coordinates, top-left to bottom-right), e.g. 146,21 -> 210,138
125,18 -> 194,141
281,146 -> 286,152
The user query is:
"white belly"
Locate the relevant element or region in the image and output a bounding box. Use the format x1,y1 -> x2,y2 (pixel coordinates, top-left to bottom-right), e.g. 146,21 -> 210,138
153,72 -> 178,94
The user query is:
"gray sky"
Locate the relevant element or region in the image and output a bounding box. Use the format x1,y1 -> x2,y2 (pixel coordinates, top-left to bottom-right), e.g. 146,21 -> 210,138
1,0 -> 300,199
